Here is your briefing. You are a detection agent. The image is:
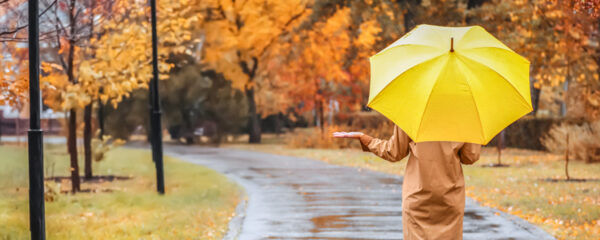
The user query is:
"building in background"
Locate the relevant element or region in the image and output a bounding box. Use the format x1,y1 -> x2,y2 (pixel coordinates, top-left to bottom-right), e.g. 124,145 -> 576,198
0,104 -> 62,136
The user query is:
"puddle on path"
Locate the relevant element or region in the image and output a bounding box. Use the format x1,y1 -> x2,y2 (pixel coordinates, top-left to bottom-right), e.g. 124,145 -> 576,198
464,210 -> 484,220
378,177 -> 403,185
310,213 -> 390,232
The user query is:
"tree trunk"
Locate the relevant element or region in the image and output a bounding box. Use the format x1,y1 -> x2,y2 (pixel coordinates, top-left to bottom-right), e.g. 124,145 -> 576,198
66,0 -> 80,192
467,0 -> 488,9
529,73 -> 541,116
245,87 -> 261,143
318,99 -> 325,135
83,104 -> 93,179
531,86 -> 541,116
497,130 -> 504,165
565,133 -> 570,180
313,97 -> 319,127
97,94 -> 105,140
274,113 -> 283,136
403,1 -> 417,31
560,79 -> 569,117
67,109 -> 80,192
15,118 -> 20,144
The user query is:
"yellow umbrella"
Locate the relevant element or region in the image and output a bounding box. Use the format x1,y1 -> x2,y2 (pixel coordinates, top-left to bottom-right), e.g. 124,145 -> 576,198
368,24 -> 532,144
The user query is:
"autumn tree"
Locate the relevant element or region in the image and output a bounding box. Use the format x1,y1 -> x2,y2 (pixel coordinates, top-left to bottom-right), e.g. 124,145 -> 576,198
2,0 -> 201,185
41,0 -> 110,191
200,0 -> 311,143
77,0 -> 200,177
79,0 -> 200,108
264,5 -> 381,133
0,0 -> 93,191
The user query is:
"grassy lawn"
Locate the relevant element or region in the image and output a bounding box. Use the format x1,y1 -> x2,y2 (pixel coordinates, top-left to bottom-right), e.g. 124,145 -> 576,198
0,144 -> 241,240
228,139 -> 600,240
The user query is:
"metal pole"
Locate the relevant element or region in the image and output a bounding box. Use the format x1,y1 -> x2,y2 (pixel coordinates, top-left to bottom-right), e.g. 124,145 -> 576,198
28,0 -> 46,238
149,0 -> 165,194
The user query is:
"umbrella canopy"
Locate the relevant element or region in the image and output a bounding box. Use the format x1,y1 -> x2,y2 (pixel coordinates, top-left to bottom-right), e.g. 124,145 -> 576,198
368,24 -> 532,144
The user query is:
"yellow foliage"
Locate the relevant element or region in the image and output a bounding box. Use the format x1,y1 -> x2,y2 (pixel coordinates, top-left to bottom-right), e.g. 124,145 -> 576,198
2,0 -> 201,110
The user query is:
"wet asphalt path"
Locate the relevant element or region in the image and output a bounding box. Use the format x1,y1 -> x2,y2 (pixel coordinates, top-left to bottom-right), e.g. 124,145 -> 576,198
166,146 -> 555,240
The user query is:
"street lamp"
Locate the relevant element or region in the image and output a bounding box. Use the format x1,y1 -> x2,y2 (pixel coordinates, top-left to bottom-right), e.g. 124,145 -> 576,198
28,0 -> 46,238
149,0 -> 165,194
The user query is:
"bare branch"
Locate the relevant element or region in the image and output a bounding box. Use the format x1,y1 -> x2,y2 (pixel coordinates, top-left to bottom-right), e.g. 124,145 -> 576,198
54,3 -> 68,71
0,24 -> 28,37
0,0 -> 57,38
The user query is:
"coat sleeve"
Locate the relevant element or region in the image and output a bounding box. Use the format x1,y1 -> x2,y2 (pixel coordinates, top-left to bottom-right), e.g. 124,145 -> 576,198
359,126 -> 410,162
459,143 -> 482,165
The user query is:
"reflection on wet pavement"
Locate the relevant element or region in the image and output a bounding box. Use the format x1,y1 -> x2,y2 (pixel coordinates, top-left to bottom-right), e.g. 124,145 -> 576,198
168,146 -> 556,240
464,210 -> 484,220
242,165 -> 404,239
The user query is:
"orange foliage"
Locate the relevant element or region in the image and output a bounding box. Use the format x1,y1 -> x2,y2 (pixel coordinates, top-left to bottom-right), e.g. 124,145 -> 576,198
0,44 -> 28,107
265,5 -> 385,116
199,0 -> 311,118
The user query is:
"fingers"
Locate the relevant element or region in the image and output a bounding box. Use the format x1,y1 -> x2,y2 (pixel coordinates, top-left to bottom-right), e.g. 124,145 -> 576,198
332,132 -> 348,138
332,132 -> 363,138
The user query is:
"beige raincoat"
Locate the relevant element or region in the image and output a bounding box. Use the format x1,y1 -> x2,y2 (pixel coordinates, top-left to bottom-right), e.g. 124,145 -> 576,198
360,126 -> 481,240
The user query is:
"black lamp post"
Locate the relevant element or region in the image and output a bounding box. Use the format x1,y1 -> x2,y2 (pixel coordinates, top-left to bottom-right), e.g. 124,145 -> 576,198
27,0 -> 46,238
149,0 -> 165,194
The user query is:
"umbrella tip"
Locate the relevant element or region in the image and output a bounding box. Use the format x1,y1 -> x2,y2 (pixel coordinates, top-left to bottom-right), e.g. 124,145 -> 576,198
450,37 -> 454,52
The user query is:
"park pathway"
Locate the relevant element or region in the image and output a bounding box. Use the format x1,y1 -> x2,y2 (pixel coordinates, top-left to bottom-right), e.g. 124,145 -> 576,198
167,145 -> 554,240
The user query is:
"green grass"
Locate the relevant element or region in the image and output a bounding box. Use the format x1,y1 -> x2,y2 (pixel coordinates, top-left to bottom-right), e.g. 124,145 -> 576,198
227,141 -> 600,240
0,144 -> 241,240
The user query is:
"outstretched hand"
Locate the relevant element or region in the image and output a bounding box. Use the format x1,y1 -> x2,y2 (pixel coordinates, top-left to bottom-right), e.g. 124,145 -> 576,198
332,132 -> 364,139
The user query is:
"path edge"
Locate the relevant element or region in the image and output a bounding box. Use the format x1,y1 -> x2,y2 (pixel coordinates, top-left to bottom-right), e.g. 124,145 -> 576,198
465,198 -> 556,240
161,147 -> 249,240
223,189 -> 247,240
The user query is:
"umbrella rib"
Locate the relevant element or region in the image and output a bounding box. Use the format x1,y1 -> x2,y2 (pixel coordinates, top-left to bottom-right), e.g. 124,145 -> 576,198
459,61 -> 487,142
460,46 -> 529,63
372,44 -> 443,58
457,53 -> 531,108
457,26 -> 517,55
414,57 -> 448,141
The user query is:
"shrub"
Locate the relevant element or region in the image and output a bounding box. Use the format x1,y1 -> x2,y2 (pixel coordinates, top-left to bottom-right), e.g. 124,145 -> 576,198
541,121 -> 600,163
486,117 -> 560,150
103,89 -> 149,140
486,117 -> 589,150
92,134 -> 125,162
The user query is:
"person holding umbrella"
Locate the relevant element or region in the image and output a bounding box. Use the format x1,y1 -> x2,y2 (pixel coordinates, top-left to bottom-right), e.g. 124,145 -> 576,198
334,25 -> 532,240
